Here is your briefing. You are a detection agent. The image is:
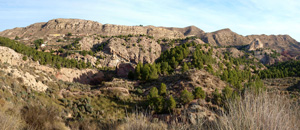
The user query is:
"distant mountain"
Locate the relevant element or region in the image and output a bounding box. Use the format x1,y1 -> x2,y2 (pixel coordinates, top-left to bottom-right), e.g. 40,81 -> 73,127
166,25 -> 205,37
0,18 -> 184,39
0,18 -> 299,55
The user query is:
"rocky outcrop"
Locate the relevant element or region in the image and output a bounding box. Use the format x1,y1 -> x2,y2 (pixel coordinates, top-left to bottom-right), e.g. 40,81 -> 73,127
104,37 -> 161,64
0,46 -> 23,65
116,63 -> 135,78
200,28 -> 248,46
247,38 -> 263,51
0,66 -> 48,92
200,29 -> 299,54
246,35 -> 299,54
0,18 -> 184,39
78,36 -> 104,51
166,25 -> 205,37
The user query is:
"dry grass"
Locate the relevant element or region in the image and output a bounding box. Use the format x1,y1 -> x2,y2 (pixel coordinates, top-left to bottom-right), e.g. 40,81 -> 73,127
0,111 -> 22,130
117,112 -> 168,130
116,91 -> 300,130
21,104 -> 67,130
215,91 -> 300,130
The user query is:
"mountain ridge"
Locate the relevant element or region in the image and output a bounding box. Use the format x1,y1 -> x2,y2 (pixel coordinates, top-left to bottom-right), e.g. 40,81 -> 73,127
0,18 -> 299,55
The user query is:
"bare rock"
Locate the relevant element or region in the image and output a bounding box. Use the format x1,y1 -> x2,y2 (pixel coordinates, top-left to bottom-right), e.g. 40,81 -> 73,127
105,37 -> 161,64
0,18 -> 184,40
200,28 -> 248,46
166,25 -> 205,37
116,63 -> 135,78
0,66 -> 48,92
247,38 -> 263,51
57,68 -> 104,84
0,46 -> 23,65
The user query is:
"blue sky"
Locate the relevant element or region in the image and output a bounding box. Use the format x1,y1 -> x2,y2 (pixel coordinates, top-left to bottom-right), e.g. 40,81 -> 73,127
1,0 -> 300,41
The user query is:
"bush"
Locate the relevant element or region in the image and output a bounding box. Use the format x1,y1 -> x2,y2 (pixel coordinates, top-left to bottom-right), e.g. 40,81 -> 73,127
166,96 -> 176,111
180,89 -> 194,104
15,36 -> 20,40
22,56 -> 27,61
21,104 -> 65,130
148,87 -> 164,113
182,62 -> 189,72
67,32 -> 72,36
212,89 -> 222,105
159,83 -> 167,96
193,87 -> 206,99
222,86 -> 233,99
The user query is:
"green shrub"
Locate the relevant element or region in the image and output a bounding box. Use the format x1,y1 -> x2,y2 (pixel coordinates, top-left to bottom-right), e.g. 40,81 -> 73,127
193,87 -> 206,99
180,89 -> 194,104
159,83 -> 167,96
166,95 -> 176,111
222,86 -> 233,99
22,56 -> 27,61
212,89 -> 222,105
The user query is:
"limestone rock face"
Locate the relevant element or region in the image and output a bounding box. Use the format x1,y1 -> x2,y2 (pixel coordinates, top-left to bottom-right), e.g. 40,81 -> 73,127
200,28 -> 248,46
56,68 -> 104,84
0,18 -> 184,39
0,46 -> 23,65
104,37 -> 161,64
0,66 -> 48,92
246,35 -> 299,54
79,36 -> 104,51
167,25 -> 205,37
247,38 -> 263,51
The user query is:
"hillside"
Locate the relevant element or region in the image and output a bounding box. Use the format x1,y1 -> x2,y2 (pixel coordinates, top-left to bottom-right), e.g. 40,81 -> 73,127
1,18 -> 299,66
0,19 -> 300,130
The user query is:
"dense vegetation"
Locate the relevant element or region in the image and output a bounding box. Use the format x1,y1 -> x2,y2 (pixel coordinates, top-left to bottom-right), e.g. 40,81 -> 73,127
129,40 -> 265,113
132,41 -> 263,91
0,33 -> 299,129
259,60 -> 300,79
0,37 -> 90,69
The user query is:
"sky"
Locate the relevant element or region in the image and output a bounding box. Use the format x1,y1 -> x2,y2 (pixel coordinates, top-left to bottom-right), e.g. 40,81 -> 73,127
0,0 -> 300,41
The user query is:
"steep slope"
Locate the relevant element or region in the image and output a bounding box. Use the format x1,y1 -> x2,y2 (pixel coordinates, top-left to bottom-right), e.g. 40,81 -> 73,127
200,28 -> 300,56
0,18 -> 299,66
166,25 -> 205,37
200,28 -> 248,46
246,34 -> 300,55
247,38 -> 263,51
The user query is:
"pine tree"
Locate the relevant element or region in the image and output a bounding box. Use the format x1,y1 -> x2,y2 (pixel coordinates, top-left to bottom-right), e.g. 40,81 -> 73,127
180,89 -> 194,104
135,63 -> 143,80
159,83 -> 167,96
166,96 -> 176,112
182,62 -> 189,72
171,57 -> 178,69
149,87 -> 159,98
149,64 -> 159,80
161,62 -> 169,75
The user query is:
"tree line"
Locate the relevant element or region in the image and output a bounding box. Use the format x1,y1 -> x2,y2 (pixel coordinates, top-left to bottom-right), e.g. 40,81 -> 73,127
0,37 -> 91,69
259,60 -> 300,79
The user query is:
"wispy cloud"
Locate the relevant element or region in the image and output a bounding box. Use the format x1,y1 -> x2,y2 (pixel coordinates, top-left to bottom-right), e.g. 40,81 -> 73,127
0,0 -> 299,41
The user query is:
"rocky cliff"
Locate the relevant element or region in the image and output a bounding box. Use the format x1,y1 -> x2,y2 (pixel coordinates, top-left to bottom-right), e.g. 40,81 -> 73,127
0,18 -> 184,39
1,18 -> 299,64
247,38 -> 263,51
199,29 -> 299,55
